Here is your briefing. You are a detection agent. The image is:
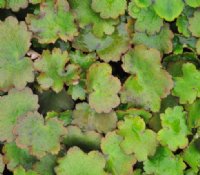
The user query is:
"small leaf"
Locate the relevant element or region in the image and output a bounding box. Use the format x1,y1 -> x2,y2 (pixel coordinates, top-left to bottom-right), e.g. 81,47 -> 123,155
153,0 -> 184,21
68,0 -> 118,37
55,147 -> 108,175
34,48 -> 80,93
87,63 -> 121,113
133,24 -> 174,54
158,106 -> 189,151
144,147 -> 186,175
69,50 -> 96,70
0,17 -> 33,91
121,45 -> 173,112
91,0 -> 127,19
173,63 -> 200,104
134,0 -> 152,8
118,116 -> 158,161
26,0 -> 78,43
14,112 -> 66,158
72,103 -> 117,133
3,142 -> 36,171
14,166 -> 39,175
101,131 -> 136,175
0,88 -> 39,142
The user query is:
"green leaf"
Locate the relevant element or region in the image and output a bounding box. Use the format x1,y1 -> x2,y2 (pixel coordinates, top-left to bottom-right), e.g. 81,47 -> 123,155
69,51 -> 96,70
73,23 -> 130,62
0,88 -> 39,142
55,147 -> 108,175
64,125 -> 102,150
144,147 -> 186,175
14,112 -> 66,158
121,45 -> 173,112
3,142 -> 36,171
68,81 -> 86,101
118,116 -> 158,161
68,0 -> 118,37
14,166 -> 39,175
26,0 -> 78,44
158,106 -> 189,151
183,140 -> 200,172
185,99 -> 200,129
133,24 -> 174,54
185,0 -> 200,7
176,15 -> 190,37
34,48 -> 80,93
153,0 -> 184,21
101,131 -> 136,175
189,10 -> 200,37
33,154 -> 57,175
134,0 -> 152,8
173,63 -> 200,104
0,17 -> 34,91
134,7 -> 163,35
91,0 -> 127,19
72,103 -> 117,133
0,0 -> 28,11
87,63 -> 121,113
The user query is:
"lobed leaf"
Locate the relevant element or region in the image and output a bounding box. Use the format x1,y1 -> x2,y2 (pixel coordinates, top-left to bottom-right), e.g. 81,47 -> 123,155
118,116 -> 158,161
144,146 -> 186,175
0,88 -> 39,142
91,0 -> 127,19
158,106 -> 189,151
55,147 -> 108,175
101,131 -> 136,175
121,45 -> 173,112
87,63 -> 121,113
26,0 -> 78,44
0,17 -> 33,91
14,112 -> 66,158
173,63 -> 200,104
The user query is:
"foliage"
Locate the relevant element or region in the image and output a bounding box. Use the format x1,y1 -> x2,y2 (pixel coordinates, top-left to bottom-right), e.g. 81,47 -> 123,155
0,0 -> 200,174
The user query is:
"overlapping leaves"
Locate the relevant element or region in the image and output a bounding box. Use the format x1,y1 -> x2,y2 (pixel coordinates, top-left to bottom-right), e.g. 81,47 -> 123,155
0,0 -> 200,174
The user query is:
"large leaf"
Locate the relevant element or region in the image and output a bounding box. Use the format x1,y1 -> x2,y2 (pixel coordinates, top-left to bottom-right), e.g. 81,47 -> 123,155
118,116 -> 158,161
0,88 -> 39,142
173,63 -> 200,104
87,63 -> 121,113
101,131 -> 136,175
121,45 -> 173,112
14,112 -> 66,158
144,147 -> 186,175
0,17 -> 33,91
26,0 -> 78,44
55,147 -> 108,175
153,0 -> 184,21
158,106 -> 189,151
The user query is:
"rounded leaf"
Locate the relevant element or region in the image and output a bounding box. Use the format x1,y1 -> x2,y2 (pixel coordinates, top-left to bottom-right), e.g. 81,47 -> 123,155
153,0 -> 184,21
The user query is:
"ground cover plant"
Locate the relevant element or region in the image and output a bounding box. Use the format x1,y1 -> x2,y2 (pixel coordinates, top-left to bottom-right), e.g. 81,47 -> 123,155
0,0 -> 200,174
